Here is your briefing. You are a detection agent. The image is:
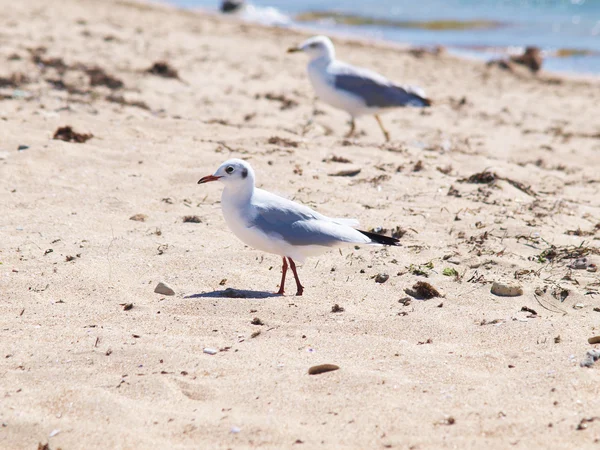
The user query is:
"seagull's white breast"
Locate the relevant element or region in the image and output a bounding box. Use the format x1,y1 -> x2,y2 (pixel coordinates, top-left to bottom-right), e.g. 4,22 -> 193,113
307,60 -> 370,117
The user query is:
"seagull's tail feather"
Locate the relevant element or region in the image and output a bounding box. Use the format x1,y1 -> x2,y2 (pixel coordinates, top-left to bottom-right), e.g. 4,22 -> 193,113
357,230 -> 401,246
397,85 -> 432,107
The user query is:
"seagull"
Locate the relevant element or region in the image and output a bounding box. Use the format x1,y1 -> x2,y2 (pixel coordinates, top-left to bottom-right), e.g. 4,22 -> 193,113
198,159 -> 400,296
288,35 -> 431,141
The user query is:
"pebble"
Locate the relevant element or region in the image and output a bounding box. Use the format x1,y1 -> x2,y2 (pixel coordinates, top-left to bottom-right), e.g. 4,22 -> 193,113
580,349 -> 600,367
203,348 -> 218,355
490,282 -> 523,297
569,257 -> 591,270
17,145 -> 29,151
154,282 -> 175,296
573,303 -> 584,310
588,336 -> 600,345
129,213 -> 148,222
375,273 -> 389,283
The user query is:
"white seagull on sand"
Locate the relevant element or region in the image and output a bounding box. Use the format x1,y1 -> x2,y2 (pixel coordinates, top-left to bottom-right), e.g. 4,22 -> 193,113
288,35 -> 432,141
198,159 -> 400,296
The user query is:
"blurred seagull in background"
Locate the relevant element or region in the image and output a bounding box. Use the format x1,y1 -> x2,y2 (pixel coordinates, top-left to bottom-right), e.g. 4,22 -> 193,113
288,35 -> 431,141
198,159 -> 400,296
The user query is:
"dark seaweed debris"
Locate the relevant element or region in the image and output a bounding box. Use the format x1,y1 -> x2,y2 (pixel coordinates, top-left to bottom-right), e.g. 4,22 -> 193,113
459,170 -> 536,197
86,67 -> 123,89
405,281 -> 440,300
53,126 -> 93,143
145,61 -> 180,79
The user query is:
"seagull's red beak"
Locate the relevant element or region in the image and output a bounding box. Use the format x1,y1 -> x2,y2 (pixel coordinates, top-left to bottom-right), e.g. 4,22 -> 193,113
197,175 -> 221,184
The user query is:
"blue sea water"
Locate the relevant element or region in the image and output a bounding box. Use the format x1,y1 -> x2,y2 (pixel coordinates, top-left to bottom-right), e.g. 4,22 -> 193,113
175,0 -> 600,75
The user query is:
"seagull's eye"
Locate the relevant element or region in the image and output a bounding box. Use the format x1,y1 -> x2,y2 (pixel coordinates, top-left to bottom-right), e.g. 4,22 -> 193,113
309,43 -> 318,48
225,166 -> 235,174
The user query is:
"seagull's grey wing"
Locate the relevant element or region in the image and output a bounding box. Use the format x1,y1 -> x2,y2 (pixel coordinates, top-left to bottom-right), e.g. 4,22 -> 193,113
249,196 -> 368,247
333,69 -> 430,108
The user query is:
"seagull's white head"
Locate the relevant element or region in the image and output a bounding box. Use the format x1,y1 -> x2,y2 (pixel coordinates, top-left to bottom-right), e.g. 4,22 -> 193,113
288,35 -> 335,61
198,158 -> 255,190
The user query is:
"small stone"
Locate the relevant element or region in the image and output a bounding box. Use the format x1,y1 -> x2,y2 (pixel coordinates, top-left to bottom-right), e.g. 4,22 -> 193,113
569,257 -> 590,270
154,282 -> 175,296
573,303 -> 584,310
375,273 -> 389,283
130,213 -> 147,222
203,348 -> 218,355
17,145 -> 29,151
580,349 -> 600,367
491,282 -> 523,297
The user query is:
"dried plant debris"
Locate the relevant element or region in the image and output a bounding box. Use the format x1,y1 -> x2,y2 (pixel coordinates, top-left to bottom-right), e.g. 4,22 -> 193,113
106,94 -> 150,110
408,261 -> 434,277
461,170 -> 497,184
86,66 -> 123,89
268,136 -> 299,147
331,304 -> 344,313
145,61 -> 180,79
538,243 -> 600,264
405,281 -> 440,299
459,170 -> 536,197
308,364 -> 339,375
0,72 -> 29,88
32,51 -> 69,73
46,78 -> 87,95
328,168 -> 361,177
53,126 -> 93,143
260,92 -> 299,110
566,224 -> 600,237
323,155 -> 352,163
576,417 -> 600,430
183,215 -> 202,223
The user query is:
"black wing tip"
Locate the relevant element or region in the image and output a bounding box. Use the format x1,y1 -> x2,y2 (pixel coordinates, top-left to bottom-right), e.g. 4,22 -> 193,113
358,230 -> 401,246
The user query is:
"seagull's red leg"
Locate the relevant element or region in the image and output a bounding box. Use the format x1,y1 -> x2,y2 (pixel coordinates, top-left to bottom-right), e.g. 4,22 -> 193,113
276,257 -> 288,295
287,258 -> 304,296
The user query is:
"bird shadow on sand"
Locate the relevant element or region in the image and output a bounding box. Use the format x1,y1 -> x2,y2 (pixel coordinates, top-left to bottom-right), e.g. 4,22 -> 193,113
184,288 -> 280,299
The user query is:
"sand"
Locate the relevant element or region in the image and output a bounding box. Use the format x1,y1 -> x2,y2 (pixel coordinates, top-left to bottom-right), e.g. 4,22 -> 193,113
1,0 -> 600,448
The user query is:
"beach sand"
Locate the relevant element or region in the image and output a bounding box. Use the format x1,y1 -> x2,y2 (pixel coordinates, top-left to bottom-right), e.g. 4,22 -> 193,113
1,0 -> 600,448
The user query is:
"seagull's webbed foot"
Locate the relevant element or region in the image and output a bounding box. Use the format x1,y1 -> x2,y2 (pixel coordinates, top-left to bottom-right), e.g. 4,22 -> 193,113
375,115 -> 391,142
276,257 -> 288,295
287,258 -> 304,296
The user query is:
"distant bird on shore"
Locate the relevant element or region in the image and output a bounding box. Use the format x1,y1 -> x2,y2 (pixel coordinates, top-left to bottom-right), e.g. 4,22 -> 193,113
198,159 -> 400,296
220,0 -> 244,13
288,35 -> 431,141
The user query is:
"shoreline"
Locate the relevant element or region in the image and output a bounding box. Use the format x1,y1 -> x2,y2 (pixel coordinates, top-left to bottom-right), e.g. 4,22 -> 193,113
180,1 -> 600,79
